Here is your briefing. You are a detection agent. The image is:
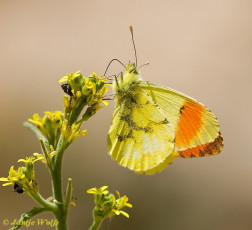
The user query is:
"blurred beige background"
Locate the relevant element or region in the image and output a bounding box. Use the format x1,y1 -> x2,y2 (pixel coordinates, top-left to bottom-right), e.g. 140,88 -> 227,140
0,0 -> 252,229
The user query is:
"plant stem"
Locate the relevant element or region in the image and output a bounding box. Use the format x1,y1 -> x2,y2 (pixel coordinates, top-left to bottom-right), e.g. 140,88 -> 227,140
89,219 -> 103,230
55,211 -> 67,230
64,178 -> 72,210
69,101 -> 86,125
49,134 -> 68,230
10,207 -> 51,230
52,135 -> 66,203
28,191 -> 56,211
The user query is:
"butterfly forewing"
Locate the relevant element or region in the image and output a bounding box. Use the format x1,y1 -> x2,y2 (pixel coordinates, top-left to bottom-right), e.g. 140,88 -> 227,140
108,85 -> 175,174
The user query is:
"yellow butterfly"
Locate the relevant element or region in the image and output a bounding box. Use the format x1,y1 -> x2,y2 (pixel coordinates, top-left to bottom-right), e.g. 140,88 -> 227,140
107,26 -> 223,174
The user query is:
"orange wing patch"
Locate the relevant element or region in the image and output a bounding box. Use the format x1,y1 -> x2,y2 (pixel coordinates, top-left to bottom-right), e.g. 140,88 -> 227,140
175,133 -> 223,158
175,101 -> 204,148
174,100 -> 223,158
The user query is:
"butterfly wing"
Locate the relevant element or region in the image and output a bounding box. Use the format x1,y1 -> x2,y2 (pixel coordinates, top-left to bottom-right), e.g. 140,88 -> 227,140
108,85 -> 175,174
139,82 -> 223,158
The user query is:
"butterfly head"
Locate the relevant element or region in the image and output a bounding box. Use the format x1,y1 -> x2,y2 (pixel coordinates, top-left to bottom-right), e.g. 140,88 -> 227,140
125,62 -> 139,75
113,62 -> 141,94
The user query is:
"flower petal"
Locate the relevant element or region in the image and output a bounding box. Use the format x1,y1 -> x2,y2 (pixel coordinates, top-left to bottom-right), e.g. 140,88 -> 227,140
126,203 -> 133,208
113,210 -> 121,215
59,76 -> 69,83
87,188 -> 97,194
101,186 -> 108,192
120,211 -> 129,218
2,182 -> 13,186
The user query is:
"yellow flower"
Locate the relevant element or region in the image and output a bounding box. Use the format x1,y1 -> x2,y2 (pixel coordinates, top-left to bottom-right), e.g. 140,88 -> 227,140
59,70 -> 110,122
110,191 -> 132,218
28,111 -> 63,147
58,75 -> 68,83
33,151 -> 55,165
17,156 -> 41,164
76,90 -> 82,99
33,153 -> 45,162
82,78 -> 96,96
0,166 -> 25,187
58,70 -> 81,83
84,78 -> 94,90
28,113 -> 42,129
87,186 -> 109,195
87,186 -> 132,219
44,111 -> 63,129
59,71 -> 84,96
88,86 -> 109,107
97,75 -> 107,83
71,129 -> 87,143
28,111 -> 63,130
61,121 -> 87,144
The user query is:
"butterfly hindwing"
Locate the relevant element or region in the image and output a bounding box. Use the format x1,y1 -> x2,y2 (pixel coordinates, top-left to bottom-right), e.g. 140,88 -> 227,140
108,85 -> 175,174
139,82 -> 223,158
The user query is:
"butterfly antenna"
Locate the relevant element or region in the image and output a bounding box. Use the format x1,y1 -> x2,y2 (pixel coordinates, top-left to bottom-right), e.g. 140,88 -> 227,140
104,59 -> 125,76
129,25 -> 138,67
139,62 -> 150,69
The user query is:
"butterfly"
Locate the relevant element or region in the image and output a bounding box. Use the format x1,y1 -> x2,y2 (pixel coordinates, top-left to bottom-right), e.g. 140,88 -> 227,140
107,26 -> 223,174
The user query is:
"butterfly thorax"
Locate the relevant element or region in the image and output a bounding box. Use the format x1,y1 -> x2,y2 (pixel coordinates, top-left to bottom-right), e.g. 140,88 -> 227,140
113,63 -> 141,95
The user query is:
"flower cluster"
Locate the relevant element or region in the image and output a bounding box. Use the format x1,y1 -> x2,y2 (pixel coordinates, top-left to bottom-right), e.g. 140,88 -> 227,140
26,71 -> 110,149
59,71 -> 108,102
61,120 -> 87,145
28,111 -> 63,148
59,71 -> 109,124
0,69 -> 118,230
87,186 -> 132,220
0,155 -> 41,193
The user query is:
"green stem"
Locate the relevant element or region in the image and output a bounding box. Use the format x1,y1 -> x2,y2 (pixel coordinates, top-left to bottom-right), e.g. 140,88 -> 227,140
64,178 -> 72,210
40,138 -> 53,171
89,219 -> 103,230
10,207 -> 51,230
50,135 -> 68,230
69,101 -> 86,125
54,211 -> 67,230
28,190 -> 55,211
52,135 -> 66,203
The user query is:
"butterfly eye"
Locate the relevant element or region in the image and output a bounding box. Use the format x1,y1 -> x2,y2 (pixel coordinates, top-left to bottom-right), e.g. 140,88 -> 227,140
129,67 -> 137,74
